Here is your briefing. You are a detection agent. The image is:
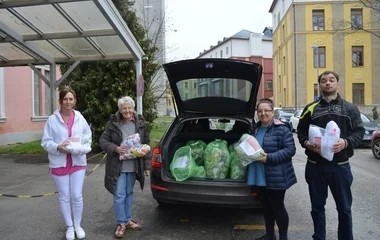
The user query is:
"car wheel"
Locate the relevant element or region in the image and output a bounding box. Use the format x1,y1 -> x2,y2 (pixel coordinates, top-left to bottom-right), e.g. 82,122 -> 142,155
372,139 -> 380,160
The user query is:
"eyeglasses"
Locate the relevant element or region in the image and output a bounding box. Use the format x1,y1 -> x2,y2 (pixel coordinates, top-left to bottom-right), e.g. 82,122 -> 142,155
257,109 -> 273,114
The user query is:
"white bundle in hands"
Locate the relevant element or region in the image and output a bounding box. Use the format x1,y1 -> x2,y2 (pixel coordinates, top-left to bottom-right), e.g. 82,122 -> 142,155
66,134 -> 92,155
234,134 -> 264,166
119,133 -> 151,160
308,121 -> 340,161
321,121 -> 340,161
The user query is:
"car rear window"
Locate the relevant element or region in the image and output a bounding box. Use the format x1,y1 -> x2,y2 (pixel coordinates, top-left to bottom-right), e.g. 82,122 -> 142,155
176,78 -> 253,102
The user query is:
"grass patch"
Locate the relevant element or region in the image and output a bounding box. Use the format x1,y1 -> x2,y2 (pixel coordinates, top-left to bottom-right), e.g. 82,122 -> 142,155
0,116 -> 174,155
150,116 -> 173,147
0,140 -> 45,155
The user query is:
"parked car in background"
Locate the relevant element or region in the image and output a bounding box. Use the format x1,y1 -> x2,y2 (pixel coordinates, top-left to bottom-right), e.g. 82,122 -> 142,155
372,128 -> 380,159
361,112 -> 380,146
289,109 -> 302,132
274,108 -> 294,125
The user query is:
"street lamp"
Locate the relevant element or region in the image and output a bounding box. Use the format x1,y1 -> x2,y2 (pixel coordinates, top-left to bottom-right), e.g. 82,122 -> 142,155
311,45 -> 320,99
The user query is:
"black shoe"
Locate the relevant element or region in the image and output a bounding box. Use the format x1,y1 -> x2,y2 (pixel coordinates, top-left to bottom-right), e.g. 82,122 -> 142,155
279,236 -> 287,240
255,234 -> 277,240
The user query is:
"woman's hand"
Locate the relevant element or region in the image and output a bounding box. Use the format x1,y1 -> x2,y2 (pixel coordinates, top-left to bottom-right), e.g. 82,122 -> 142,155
259,152 -> 268,163
57,143 -> 69,154
115,146 -> 127,154
144,170 -> 150,177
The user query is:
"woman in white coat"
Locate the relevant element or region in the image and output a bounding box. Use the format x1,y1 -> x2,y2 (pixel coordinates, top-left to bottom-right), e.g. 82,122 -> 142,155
41,88 -> 91,240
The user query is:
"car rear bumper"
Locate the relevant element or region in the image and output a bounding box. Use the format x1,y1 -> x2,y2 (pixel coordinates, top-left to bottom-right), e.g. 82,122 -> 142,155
151,175 -> 262,208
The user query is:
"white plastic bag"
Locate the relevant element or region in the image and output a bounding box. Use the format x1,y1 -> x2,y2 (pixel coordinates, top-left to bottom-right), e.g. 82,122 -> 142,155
66,134 -> 92,155
320,121 -> 340,161
308,125 -> 324,146
234,134 -> 264,166
308,121 -> 340,161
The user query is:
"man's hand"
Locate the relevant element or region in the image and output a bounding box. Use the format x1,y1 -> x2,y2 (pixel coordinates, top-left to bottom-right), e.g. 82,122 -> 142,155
115,146 -> 127,154
332,138 -> 346,153
305,140 -> 320,154
259,152 -> 268,163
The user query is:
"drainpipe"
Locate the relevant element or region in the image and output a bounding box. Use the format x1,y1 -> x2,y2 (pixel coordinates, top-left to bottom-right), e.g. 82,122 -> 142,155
293,1 -> 298,110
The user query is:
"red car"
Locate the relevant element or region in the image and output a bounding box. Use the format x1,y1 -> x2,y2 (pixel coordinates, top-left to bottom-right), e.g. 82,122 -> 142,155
371,129 -> 380,159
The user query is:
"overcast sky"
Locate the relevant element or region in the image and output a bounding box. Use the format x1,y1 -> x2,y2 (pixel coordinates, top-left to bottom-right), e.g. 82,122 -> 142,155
165,0 -> 273,61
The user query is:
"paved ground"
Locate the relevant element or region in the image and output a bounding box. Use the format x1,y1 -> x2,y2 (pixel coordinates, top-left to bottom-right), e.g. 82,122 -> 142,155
1,138 -> 380,240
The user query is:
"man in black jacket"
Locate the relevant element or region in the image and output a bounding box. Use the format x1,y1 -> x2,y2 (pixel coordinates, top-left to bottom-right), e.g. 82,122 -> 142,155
297,71 -> 364,240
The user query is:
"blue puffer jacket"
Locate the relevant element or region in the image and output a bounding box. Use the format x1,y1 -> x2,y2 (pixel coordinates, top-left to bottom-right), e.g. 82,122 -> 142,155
253,119 -> 297,190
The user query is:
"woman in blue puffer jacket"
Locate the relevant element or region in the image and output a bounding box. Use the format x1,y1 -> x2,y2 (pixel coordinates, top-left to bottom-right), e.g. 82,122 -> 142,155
249,98 -> 297,240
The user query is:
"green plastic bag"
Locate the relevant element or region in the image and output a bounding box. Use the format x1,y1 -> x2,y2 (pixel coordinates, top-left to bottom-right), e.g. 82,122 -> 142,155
229,143 -> 246,179
192,165 -> 206,178
170,146 -> 206,181
186,140 -> 207,166
204,139 -> 231,178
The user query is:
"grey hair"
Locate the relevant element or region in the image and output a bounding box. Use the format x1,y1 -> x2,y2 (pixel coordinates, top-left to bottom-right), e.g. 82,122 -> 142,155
117,96 -> 135,109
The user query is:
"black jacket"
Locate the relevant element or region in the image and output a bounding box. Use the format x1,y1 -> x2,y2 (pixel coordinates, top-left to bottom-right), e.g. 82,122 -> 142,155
99,112 -> 151,194
297,94 -> 365,164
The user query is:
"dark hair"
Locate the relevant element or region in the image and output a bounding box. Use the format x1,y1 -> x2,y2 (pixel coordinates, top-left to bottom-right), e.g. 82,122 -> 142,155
58,87 -> 77,105
257,98 -> 274,110
318,71 -> 339,83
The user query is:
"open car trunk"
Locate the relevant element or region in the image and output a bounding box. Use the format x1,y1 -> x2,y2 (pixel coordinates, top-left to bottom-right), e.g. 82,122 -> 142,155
163,117 -> 252,182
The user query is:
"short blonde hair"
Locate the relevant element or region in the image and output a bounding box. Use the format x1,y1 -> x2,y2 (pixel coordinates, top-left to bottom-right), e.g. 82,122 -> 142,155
117,96 -> 135,109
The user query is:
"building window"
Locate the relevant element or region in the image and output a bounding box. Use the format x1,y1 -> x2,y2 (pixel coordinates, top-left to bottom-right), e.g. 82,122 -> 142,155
226,46 -> 229,55
184,82 -> 188,88
351,8 -> 363,29
185,93 -> 189,100
314,84 -> 319,99
44,70 -> 52,115
265,80 -> 273,91
313,46 -> 326,68
352,46 -> 364,67
352,83 -> 364,104
282,25 -> 285,41
0,68 -> 5,121
312,10 -> 325,31
33,70 -> 41,116
193,82 -> 197,89
33,68 -> 52,117
274,15 -> 277,28
220,50 -> 223,58
283,56 -> 286,75
225,79 -> 230,96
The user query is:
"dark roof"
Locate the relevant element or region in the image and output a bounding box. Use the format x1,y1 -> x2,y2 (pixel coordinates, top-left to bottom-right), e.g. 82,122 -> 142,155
269,0 -> 278,13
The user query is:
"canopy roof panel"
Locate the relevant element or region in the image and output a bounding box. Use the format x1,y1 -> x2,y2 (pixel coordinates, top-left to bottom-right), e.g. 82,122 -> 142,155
0,0 -> 145,67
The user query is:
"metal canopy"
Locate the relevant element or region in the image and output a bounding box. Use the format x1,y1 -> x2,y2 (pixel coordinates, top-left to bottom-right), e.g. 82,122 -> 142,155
0,0 -> 145,67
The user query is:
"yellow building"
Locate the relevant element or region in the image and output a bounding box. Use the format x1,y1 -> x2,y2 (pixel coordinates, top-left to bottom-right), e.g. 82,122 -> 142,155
269,0 -> 380,108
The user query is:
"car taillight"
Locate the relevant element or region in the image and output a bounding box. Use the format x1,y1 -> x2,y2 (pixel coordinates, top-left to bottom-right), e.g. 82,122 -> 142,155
152,146 -> 162,168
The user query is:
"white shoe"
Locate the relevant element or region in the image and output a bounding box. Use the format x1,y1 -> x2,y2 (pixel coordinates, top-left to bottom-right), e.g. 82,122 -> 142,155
66,227 -> 75,240
75,227 -> 86,239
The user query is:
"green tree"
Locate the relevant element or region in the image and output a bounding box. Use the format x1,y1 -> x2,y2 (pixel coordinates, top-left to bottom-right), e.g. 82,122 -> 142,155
60,0 -> 160,150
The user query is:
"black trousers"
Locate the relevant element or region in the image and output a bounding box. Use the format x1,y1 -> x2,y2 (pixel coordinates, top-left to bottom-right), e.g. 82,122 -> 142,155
257,187 -> 289,237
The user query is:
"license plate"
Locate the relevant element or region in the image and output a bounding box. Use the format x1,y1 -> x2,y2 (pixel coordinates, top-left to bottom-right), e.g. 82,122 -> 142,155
364,135 -> 372,140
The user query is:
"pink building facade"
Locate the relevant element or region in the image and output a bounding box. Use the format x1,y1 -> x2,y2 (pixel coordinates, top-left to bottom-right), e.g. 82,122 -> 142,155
0,66 -> 60,145
235,56 -> 273,100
